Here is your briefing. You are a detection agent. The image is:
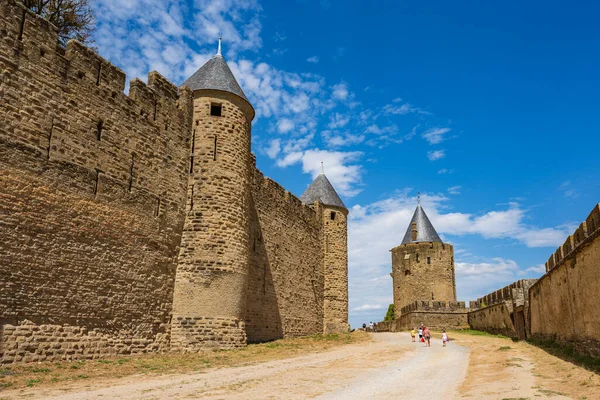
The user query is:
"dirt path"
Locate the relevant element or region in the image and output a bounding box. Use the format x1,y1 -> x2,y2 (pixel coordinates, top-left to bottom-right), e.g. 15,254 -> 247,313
10,333 -> 468,399
5,332 -> 598,399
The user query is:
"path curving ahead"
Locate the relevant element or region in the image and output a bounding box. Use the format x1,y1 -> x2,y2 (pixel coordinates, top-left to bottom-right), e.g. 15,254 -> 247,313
29,333 -> 469,399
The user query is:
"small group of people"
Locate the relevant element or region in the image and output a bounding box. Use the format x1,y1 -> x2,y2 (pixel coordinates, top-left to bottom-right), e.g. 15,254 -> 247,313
361,322 -> 377,332
410,325 -> 449,347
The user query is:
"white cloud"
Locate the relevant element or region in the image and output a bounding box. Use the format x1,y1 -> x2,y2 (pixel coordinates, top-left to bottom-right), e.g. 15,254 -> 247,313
277,118 -> 295,133
328,113 -> 351,129
93,0 -> 262,86
307,56 -> 319,63
427,149 -> 446,161
331,82 -> 350,101
352,304 -> 387,312
422,127 -> 451,145
437,168 -> 454,174
265,139 -> 281,159
280,149 -> 363,198
448,185 -> 461,195
383,101 -> 430,116
322,131 -> 365,147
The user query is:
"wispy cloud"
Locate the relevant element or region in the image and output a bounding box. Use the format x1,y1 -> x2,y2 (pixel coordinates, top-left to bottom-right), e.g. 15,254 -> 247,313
427,149 -> 446,161
448,185 -> 461,195
307,55 -> 319,63
559,181 -> 579,199
422,127 -> 451,144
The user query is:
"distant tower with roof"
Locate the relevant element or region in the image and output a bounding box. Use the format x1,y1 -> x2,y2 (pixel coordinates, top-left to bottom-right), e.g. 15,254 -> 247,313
391,197 -> 457,314
171,38 -> 255,350
300,171 -> 350,334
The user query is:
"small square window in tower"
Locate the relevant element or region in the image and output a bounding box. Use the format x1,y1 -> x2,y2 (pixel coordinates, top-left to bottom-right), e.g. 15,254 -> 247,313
210,103 -> 222,117
330,211 -> 336,220
427,257 -> 431,264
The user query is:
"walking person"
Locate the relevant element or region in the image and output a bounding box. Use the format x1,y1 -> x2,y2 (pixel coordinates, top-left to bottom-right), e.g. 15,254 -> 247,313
442,329 -> 449,347
418,326 -> 423,341
369,321 -> 374,332
410,327 -> 416,342
423,326 -> 431,347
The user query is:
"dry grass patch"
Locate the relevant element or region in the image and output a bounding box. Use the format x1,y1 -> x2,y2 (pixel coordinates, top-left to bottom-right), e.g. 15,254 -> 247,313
0,331 -> 368,394
451,330 -> 600,399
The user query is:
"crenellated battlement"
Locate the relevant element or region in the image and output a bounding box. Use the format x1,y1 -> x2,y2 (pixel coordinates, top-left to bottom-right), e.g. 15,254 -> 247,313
471,279 -> 537,309
401,300 -> 466,315
252,168 -> 320,223
545,203 -> 600,272
0,0 -> 193,214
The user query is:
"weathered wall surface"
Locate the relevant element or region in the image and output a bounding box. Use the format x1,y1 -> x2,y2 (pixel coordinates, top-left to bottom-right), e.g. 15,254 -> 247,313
529,203 -> 600,357
391,242 -> 456,313
395,301 -> 469,331
322,205 -> 349,333
246,168 -> 324,342
170,91 -> 252,351
0,0 -> 192,363
468,303 -> 516,337
467,279 -> 537,339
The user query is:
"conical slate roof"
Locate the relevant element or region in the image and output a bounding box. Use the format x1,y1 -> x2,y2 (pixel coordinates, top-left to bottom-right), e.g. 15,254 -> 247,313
401,204 -> 442,244
182,54 -> 249,102
300,174 -> 346,209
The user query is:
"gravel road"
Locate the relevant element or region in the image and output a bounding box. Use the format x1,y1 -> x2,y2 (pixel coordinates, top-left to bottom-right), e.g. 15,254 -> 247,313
26,333 -> 469,399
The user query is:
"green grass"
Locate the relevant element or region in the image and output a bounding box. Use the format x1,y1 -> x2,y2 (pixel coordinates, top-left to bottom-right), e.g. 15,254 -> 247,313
498,346 -> 512,351
537,388 -> 566,396
25,379 -> 41,387
455,329 -> 510,339
501,398 -> 529,400
31,368 -> 52,373
528,337 -> 600,374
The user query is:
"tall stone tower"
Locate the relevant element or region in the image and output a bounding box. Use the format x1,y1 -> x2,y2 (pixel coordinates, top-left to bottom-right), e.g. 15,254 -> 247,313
391,201 -> 456,313
300,173 -> 350,333
171,40 -> 255,350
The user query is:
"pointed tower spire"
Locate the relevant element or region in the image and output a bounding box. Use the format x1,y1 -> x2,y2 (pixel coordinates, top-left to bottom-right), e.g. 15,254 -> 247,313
300,173 -> 346,209
321,161 -> 324,174
217,37 -> 222,57
401,202 -> 441,244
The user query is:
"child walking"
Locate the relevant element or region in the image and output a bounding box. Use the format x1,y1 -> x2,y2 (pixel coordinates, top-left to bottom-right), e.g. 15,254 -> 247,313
410,328 -> 416,342
442,329 -> 449,347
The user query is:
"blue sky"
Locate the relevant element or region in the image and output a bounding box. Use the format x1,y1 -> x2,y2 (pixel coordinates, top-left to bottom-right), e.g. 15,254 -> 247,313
92,0 -> 600,328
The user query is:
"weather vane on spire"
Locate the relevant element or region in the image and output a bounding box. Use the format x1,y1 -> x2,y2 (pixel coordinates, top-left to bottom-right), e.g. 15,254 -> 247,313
321,161 -> 324,174
217,37 -> 222,57
417,192 -> 421,205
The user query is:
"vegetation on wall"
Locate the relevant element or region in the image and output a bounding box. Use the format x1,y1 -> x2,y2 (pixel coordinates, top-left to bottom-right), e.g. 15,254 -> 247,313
384,304 -> 395,321
23,0 -> 95,44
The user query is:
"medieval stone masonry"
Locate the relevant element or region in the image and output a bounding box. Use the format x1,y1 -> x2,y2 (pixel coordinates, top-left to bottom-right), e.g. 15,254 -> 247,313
0,0 -> 349,363
385,199 -> 600,360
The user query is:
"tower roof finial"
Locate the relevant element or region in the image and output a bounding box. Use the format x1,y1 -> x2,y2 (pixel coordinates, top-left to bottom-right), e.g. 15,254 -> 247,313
417,192 -> 421,205
321,161 -> 324,174
217,37 -> 222,57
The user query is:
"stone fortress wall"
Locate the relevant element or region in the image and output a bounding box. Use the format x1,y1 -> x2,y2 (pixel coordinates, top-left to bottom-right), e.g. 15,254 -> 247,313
529,203 -> 600,357
0,0 -> 348,363
247,167 -> 325,342
0,0 -> 193,362
451,203 -> 600,357
395,301 -> 469,331
467,279 -> 537,339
